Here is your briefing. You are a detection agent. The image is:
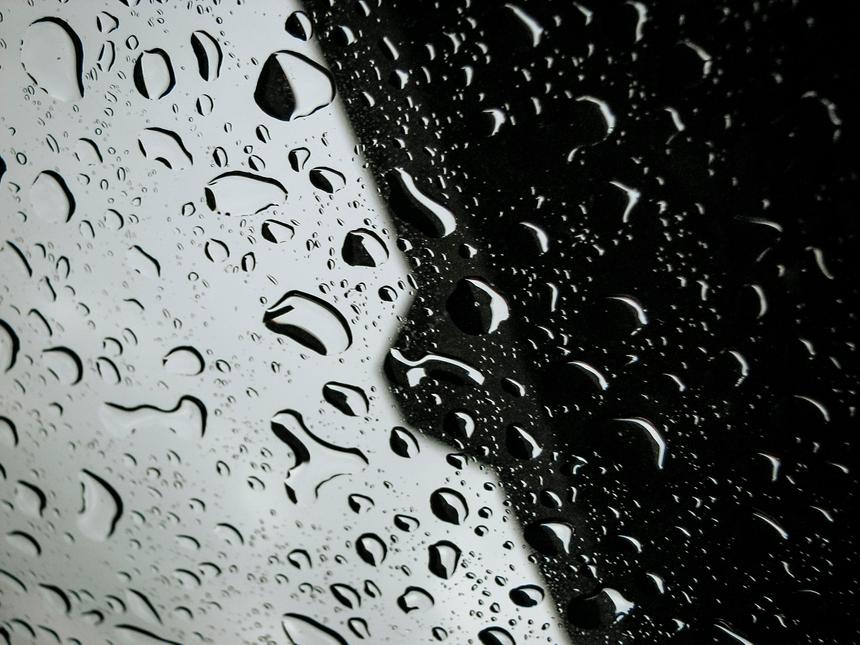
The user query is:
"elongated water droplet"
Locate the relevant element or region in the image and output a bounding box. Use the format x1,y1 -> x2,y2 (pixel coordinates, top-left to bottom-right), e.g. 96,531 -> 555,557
22,18 -> 84,101
78,470 -> 123,541
263,291 -> 352,355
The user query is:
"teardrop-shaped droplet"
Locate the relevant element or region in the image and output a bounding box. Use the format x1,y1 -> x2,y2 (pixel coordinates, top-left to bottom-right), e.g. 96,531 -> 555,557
22,18 -> 84,101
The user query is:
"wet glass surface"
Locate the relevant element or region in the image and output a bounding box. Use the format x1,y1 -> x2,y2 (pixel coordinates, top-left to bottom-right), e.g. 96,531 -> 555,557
1,1 -> 858,643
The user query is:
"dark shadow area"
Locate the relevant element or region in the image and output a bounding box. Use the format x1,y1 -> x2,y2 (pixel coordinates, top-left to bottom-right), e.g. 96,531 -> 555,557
308,1 -> 860,641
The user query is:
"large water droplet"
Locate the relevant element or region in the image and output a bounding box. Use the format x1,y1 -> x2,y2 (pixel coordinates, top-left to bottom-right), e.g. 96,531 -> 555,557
78,470 -> 123,541
133,49 -> 175,99
162,346 -> 204,375
509,584 -> 545,607
263,291 -> 352,355
138,128 -> 193,170
255,51 -> 336,120
190,30 -> 222,81
428,540 -> 461,579
356,532 -> 387,566
205,171 -> 287,216
271,409 -> 366,503
397,587 -> 434,613
101,396 -> 207,440
282,614 -> 348,645
21,17 -> 84,101
30,171 -> 75,223
525,519 -> 573,556
322,381 -> 369,416
285,11 -> 314,41
430,487 -> 469,525
388,168 -> 456,237
478,626 -> 516,645
342,228 -> 389,267
567,587 -> 635,629
446,277 -> 510,335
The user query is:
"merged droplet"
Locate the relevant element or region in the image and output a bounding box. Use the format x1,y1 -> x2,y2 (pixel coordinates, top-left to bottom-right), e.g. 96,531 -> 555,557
271,410 -> 366,503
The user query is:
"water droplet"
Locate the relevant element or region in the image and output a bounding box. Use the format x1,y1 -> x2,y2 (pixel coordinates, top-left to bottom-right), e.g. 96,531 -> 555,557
356,532 -> 387,566
613,417 -> 667,469
263,291 -> 352,355
285,11 -> 314,41
447,277 -> 510,335
525,520 -> 573,556
30,171 -> 75,223
205,171 -> 287,216
190,30 -> 222,81
282,614 -> 348,645
21,17 -> 84,101
478,626 -> 516,645
133,49 -> 176,99
389,426 -> 420,458
78,470 -> 123,541
428,540 -> 461,579
397,586 -> 434,613
138,128 -> 193,170
162,346 -> 204,375
271,409 -> 367,503
309,166 -> 346,193
509,584 -> 544,607
388,168 -> 456,237
342,228 -> 389,267
0,320 -> 20,372
322,381 -> 369,416
0,417 -> 18,448
443,409 -> 476,440
330,583 -> 361,609
42,346 -> 83,385
506,424 -> 542,460
430,487 -> 469,524
567,587 -> 634,629
6,530 -> 41,557
255,51 -> 336,120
